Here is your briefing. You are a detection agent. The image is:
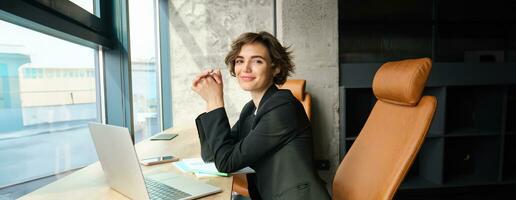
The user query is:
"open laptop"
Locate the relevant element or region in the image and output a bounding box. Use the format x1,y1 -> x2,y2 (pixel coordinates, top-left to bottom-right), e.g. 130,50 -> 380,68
88,122 -> 222,200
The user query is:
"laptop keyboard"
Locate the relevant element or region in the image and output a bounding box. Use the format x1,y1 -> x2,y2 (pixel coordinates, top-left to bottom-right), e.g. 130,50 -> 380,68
144,177 -> 192,200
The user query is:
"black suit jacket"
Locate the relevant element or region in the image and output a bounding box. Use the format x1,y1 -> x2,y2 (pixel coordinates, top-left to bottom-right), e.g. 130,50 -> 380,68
195,85 -> 330,200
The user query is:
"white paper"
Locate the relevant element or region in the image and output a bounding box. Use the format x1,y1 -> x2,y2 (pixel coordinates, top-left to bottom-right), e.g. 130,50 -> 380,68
173,157 -> 255,177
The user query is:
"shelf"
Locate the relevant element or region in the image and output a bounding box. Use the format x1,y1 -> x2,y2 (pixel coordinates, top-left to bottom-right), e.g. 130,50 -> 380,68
443,136 -> 501,185
423,87 -> 446,137
343,87 -> 447,138
445,86 -> 503,135
341,63 -> 516,88
345,88 -> 375,137
426,133 -> 443,138
503,135 -> 516,181
506,86 -> 516,133
434,1 -> 512,63
445,129 -> 501,137
339,24 -> 432,63
435,23 -> 508,63
443,177 -> 501,187
402,138 -> 444,187
400,176 -> 440,189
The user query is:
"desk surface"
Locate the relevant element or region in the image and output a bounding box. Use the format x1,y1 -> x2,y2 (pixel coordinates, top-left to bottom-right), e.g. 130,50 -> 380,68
19,126 -> 233,200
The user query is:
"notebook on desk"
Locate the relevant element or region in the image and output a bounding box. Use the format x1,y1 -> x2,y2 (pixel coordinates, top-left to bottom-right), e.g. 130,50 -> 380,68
174,157 -> 255,177
88,122 -> 222,200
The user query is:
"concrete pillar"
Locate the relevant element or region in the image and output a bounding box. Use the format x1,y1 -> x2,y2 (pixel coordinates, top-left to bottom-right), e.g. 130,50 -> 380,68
276,0 -> 339,186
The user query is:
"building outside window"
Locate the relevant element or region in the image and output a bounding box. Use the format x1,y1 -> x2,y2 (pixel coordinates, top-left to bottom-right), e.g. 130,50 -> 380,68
0,17 -> 99,190
0,0 -> 170,198
129,0 -> 161,142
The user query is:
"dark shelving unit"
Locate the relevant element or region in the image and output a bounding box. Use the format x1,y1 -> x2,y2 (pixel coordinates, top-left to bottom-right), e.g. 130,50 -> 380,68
339,23 -> 433,63
339,0 -> 516,196
445,86 -> 503,136
443,136 -> 501,185
424,87 -> 446,137
344,88 -> 375,138
506,87 -> 516,134
400,138 -> 443,189
503,135 -> 516,181
435,23 -> 508,63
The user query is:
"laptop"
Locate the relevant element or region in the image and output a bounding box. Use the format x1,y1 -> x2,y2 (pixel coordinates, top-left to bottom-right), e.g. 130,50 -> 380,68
88,122 -> 222,200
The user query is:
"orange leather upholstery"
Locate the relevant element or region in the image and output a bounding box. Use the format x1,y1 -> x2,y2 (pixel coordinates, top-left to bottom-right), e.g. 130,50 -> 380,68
280,79 -> 312,120
232,174 -> 250,197
232,79 -> 312,197
333,58 -> 436,200
372,58 -> 432,106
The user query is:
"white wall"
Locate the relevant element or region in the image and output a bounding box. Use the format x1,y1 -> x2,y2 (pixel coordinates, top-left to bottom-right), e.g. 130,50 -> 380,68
168,0 -> 274,126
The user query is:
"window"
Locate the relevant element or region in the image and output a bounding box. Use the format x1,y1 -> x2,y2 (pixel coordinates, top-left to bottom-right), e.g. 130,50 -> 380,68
1,0 -> 161,197
0,19 -> 99,190
69,0 -> 96,16
129,0 -> 161,142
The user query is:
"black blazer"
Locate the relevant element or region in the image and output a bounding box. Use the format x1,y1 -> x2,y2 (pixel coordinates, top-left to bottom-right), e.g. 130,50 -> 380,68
195,85 -> 330,200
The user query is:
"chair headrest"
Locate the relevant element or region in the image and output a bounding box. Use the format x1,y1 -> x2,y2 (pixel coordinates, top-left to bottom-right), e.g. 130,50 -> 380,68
280,79 -> 305,101
372,58 -> 432,106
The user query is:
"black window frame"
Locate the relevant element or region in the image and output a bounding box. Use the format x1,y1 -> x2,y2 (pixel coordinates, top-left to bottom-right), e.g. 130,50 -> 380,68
0,0 -> 114,48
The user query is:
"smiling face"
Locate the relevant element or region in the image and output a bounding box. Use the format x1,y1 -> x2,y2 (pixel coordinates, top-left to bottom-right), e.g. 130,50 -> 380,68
235,42 -> 279,94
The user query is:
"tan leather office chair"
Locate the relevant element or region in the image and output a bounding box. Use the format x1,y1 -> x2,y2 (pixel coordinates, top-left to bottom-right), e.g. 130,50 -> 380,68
333,58 -> 436,200
232,79 -> 312,197
279,79 -> 312,120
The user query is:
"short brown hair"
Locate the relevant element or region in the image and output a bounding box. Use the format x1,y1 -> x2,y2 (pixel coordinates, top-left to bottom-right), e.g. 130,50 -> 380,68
225,31 -> 294,85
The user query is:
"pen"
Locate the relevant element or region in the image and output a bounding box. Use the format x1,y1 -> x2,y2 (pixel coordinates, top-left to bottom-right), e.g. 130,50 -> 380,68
195,170 -> 229,177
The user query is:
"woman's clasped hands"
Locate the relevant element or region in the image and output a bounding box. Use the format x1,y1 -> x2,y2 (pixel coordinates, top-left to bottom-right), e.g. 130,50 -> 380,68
191,68 -> 224,112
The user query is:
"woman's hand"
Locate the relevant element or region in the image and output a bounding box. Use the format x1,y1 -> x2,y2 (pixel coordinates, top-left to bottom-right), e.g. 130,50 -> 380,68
192,69 -> 224,112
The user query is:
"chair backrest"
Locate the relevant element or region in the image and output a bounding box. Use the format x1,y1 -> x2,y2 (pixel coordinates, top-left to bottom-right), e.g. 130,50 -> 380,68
279,79 -> 312,120
333,58 -> 436,200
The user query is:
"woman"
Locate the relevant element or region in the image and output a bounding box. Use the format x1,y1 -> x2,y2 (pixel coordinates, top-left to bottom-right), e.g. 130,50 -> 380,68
192,31 -> 329,200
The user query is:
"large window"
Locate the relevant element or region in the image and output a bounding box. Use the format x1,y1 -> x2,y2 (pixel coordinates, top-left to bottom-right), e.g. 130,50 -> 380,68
0,0 -> 171,197
69,0 -> 96,16
0,18 -> 100,190
129,0 -> 161,142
